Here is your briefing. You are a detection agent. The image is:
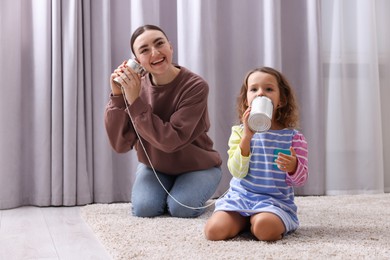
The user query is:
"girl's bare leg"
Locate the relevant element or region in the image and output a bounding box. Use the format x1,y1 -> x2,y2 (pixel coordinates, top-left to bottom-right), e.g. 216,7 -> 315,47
204,211 -> 248,241
250,212 -> 285,241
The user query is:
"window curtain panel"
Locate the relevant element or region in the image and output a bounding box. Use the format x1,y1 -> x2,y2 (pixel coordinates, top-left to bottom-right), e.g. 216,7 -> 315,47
0,0 -> 389,209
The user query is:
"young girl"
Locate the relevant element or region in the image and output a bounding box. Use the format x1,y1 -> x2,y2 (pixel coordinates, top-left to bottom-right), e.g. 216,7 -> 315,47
204,67 -> 308,241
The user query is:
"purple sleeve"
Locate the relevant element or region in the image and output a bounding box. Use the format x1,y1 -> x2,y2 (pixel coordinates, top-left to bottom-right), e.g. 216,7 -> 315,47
286,132 -> 309,186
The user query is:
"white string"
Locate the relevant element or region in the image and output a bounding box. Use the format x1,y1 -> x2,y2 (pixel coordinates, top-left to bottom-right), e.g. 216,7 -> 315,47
120,86 -> 229,210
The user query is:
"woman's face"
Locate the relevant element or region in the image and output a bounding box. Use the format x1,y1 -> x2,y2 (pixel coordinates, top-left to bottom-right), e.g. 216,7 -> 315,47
132,29 -> 173,75
246,71 -> 281,116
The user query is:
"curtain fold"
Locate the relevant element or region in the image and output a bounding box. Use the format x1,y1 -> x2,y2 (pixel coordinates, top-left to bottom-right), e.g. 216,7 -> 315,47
0,0 -> 24,209
323,0 -> 385,194
0,0 -> 389,209
280,0 -> 325,195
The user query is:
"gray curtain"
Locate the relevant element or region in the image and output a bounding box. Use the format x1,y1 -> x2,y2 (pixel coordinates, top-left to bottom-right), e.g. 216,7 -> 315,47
1,0 -> 389,209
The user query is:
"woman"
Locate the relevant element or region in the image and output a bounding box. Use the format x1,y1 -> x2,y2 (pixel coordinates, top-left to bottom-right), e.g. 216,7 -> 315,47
104,24 -> 222,218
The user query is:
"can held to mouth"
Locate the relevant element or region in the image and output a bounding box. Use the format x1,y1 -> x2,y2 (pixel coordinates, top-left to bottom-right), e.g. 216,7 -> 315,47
248,96 -> 273,132
113,59 -> 146,88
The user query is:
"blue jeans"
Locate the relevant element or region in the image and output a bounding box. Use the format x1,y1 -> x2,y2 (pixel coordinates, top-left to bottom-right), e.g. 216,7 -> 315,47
131,163 -> 222,218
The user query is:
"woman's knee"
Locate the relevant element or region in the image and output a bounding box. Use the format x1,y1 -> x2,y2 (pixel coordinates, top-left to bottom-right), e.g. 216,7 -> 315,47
167,199 -> 204,218
131,163 -> 173,217
131,198 -> 166,217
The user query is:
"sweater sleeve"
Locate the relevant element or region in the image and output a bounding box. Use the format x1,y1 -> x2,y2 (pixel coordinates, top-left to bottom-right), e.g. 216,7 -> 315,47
227,125 -> 250,179
104,94 -> 138,153
286,132 -> 309,186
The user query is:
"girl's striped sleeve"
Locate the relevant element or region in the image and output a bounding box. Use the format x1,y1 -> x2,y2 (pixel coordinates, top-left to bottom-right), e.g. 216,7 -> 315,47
227,125 -> 250,179
286,132 -> 309,186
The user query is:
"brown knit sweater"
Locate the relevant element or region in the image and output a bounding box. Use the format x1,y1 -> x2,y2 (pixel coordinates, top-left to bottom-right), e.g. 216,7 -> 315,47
104,66 -> 222,175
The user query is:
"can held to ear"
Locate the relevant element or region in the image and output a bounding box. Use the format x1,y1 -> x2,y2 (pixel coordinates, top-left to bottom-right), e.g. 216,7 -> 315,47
248,96 -> 273,132
113,59 -> 146,88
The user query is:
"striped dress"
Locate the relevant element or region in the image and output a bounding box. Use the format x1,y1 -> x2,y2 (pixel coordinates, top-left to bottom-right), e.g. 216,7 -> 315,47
215,125 -> 309,235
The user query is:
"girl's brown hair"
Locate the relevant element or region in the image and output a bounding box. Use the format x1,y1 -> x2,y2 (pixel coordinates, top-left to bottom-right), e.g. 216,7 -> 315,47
237,67 -> 300,129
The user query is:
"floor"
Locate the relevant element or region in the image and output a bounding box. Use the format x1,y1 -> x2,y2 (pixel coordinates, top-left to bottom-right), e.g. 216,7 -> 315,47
0,206 -> 112,260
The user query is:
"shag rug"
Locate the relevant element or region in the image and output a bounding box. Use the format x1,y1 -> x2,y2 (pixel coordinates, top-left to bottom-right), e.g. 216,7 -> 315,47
81,194 -> 390,260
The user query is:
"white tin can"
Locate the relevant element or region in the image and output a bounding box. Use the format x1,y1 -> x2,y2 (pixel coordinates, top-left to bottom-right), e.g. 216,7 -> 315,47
248,96 -> 273,132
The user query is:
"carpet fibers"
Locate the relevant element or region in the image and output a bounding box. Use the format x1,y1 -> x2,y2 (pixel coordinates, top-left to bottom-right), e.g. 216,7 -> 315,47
81,194 -> 390,260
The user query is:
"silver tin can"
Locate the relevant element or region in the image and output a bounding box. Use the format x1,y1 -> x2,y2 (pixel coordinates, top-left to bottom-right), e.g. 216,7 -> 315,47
248,96 -> 273,132
113,59 -> 146,88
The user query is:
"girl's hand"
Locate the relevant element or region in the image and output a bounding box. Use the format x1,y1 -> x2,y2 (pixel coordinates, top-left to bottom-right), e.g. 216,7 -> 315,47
275,146 -> 298,174
242,107 -> 255,138
240,107 -> 255,156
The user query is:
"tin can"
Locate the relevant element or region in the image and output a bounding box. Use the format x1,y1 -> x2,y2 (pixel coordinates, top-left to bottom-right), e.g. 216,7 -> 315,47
113,59 -> 146,88
248,96 -> 273,132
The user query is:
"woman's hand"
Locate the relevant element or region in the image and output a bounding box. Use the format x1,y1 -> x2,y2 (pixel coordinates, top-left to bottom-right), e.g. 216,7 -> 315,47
110,60 -> 127,96
275,146 -> 298,174
110,61 -> 142,104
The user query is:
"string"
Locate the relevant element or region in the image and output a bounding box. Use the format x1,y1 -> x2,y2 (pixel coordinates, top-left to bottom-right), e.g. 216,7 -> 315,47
120,86 -> 229,210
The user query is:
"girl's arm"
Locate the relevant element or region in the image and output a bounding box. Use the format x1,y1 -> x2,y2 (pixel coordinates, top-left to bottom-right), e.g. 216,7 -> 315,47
285,132 -> 309,186
227,125 -> 251,179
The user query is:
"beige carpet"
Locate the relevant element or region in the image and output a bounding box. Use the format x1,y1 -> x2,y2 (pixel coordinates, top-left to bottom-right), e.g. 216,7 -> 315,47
81,194 -> 390,260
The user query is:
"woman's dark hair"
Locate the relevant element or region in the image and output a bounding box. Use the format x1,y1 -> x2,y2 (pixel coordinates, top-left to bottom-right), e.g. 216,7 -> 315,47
130,24 -> 169,56
237,67 -> 300,129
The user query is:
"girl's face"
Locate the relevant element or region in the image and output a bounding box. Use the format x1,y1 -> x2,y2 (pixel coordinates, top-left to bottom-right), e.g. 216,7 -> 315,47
132,29 -> 173,75
247,71 -> 281,116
